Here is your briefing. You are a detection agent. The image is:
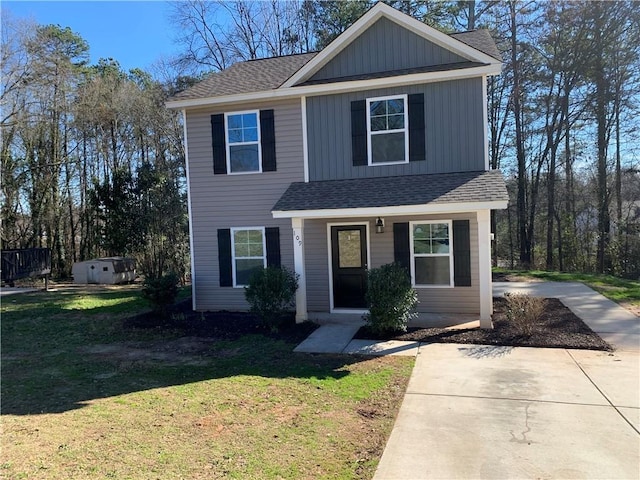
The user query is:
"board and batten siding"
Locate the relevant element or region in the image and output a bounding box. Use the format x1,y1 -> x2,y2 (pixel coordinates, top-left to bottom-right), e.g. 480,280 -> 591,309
186,99 -> 304,311
304,213 -> 480,315
309,17 -> 466,82
306,79 -> 485,181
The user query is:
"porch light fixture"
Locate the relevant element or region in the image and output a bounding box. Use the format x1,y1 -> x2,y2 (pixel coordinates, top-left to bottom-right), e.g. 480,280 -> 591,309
375,217 -> 385,234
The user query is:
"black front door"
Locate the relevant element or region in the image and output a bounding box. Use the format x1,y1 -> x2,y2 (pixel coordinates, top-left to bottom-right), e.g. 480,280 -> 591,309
331,225 -> 368,309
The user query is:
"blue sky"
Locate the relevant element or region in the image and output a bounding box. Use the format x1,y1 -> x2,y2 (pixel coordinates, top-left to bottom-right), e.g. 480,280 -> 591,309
3,1 -> 178,71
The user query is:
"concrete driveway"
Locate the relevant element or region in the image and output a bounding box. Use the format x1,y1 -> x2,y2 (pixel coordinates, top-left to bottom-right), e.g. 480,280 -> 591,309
374,344 -> 640,479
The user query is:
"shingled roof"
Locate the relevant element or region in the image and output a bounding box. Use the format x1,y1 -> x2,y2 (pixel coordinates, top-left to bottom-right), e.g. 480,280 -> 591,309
272,170 -> 508,213
450,30 -> 503,61
171,52 -> 318,101
170,28 -> 500,102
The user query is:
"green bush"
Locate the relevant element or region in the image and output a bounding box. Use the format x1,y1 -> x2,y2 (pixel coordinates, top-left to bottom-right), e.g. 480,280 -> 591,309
244,266 -> 299,332
364,263 -> 418,335
141,272 -> 179,318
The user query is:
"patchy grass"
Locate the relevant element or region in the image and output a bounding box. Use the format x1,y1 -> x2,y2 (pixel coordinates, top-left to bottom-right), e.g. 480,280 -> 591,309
1,286 -> 413,480
493,268 -> 640,312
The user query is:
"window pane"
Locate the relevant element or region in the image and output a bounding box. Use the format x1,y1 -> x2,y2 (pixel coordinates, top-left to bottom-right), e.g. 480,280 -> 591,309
415,256 -> 450,285
387,98 -> 404,114
431,223 -> 449,239
247,230 -> 263,243
230,145 -> 259,172
387,114 -> 404,129
228,128 -> 243,143
338,230 -> 361,268
414,239 -> 432,255
248,241 -> 264,257
227,115 -> 242,129
432,239 -> 449,254
413,224 -> 429,240
244,127 -> 258,142
236,258 -> 264,285
370,100 -> 386,116
370,116 -> 387,131
242,113 -> 257,128
371,132 -> 405,163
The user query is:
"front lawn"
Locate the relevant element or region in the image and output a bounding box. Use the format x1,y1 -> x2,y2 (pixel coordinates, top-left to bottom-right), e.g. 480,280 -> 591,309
1,286 -> 413,479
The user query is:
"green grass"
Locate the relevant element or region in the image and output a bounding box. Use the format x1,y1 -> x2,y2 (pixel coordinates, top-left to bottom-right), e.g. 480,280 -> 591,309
1,286 -> 413,480
494,268 -> 640,306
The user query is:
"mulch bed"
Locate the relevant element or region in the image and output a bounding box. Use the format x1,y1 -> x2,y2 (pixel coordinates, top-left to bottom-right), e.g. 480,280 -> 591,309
355,297 -> 612,351
123,298 -> 317,344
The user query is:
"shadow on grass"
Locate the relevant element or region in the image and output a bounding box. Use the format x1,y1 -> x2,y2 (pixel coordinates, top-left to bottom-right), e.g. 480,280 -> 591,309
2,295 -> 366,415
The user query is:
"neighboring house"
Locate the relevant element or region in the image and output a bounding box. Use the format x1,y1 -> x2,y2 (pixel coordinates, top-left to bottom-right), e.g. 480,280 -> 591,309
166,3 -> 508,328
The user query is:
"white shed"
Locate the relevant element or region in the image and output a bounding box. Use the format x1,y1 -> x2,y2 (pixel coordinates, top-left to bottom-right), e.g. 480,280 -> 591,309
72,257 -> 136,285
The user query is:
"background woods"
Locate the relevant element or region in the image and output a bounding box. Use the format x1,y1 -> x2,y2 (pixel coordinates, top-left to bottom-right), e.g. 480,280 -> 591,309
2,1 -> 639,280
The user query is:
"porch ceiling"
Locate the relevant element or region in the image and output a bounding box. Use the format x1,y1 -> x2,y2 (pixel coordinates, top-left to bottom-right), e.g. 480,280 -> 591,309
272,170 -> 508,219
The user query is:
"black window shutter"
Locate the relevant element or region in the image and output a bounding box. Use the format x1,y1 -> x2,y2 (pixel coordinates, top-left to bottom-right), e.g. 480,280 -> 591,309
453,220 -> 472,287
408,93 -> 426,162
393,222 -> 411,273
265,227 -> 281,267
217,228 -> 233,287
260,109 -> 277,172
351,100 -> 367,166
211,114 -> 227,174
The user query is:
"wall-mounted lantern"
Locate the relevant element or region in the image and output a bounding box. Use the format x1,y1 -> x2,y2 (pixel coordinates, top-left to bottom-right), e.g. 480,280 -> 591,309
375,217 -> 385,234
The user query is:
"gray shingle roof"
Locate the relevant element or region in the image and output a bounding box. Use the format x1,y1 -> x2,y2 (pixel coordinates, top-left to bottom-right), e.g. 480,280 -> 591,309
450,30 -> 503,61
272,170 -> 508,212
171,52 -> 318,101
170,29 -> 500,102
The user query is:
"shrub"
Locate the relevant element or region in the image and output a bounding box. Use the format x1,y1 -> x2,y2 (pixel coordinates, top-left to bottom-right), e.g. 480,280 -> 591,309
141,272 -> 179,318
244,266 -> 298,332
364,263 -> 418,335
503,292 -> 545,336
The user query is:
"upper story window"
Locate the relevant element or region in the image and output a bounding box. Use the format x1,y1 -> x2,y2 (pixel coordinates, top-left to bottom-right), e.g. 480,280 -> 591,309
211,109 -> 276,175
226,111 -> 261,174
366,95 -> 409,165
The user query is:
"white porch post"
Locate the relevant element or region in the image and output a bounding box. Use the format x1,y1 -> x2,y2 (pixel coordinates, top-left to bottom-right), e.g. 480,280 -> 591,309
291,217 -> 308,323
477,209 -> 493,328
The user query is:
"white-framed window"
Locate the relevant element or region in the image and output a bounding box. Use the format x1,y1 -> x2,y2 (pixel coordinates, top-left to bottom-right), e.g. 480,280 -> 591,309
410,220 -> 454,287
366,94 -> 409,165
225,111 -> 261,174
231,227 -> 266,286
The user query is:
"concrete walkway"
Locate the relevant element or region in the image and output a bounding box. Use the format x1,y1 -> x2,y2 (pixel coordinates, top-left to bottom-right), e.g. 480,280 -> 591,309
294,281 -> 640,479
0,287 -> 38,297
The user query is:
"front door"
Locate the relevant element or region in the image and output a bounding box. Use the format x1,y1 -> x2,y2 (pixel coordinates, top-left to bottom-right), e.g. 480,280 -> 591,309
331,225 -> 368,309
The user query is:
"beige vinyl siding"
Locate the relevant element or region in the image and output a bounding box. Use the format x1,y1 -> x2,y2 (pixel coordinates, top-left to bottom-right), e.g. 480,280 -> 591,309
305,213 -> 480,314
186,99 -> 304,311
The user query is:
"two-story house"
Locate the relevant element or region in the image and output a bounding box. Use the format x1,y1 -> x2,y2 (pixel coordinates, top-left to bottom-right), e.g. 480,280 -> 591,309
166,2 -> 508,329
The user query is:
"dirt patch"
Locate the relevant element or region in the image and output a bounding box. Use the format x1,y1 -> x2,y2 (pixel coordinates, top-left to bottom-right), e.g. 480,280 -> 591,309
492,272 -> 545,282
619,300 -> 640,317
356,297 -> 612,351
80,337 -> 220,366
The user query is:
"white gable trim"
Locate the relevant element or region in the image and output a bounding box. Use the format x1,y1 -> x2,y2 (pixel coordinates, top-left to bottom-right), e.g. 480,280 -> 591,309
281,2 -> 501,88
166,64 -> 499,110
272,200 -> 508,219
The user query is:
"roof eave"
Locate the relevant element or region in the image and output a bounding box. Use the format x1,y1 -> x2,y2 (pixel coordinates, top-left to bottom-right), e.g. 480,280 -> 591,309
165,63 -> 501,110
272,200 -> 509,219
